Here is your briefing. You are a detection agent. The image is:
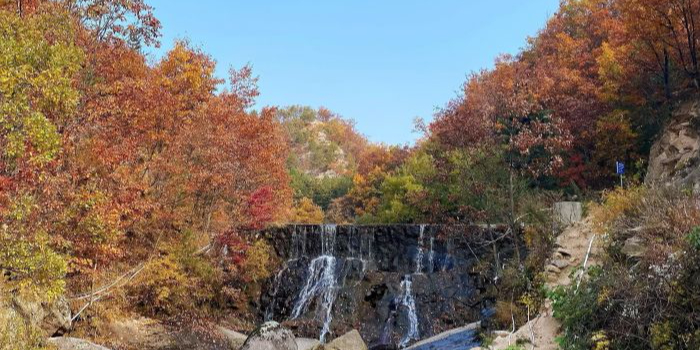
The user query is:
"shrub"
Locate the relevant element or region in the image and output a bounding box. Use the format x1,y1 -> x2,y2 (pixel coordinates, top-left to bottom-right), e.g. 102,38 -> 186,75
127,232 -> 223,317
0,306 -> 47,350
552,186 -> 700,350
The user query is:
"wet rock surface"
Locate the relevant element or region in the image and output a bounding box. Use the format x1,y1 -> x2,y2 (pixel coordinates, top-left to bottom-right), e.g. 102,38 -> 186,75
260,224 -> 518,348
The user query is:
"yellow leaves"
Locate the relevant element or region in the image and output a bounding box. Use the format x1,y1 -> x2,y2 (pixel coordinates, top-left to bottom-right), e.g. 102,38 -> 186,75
590,185 -> 646,235
242,240 -> 275,283
158,40 -> 220,105
591,331 -> 611,350
0,229 -> 67,301
597,42 -> 625,101
650,322 -> 675,350
597,286 -> 611,305
290,197 -> 325,224
0,8 -> 82,166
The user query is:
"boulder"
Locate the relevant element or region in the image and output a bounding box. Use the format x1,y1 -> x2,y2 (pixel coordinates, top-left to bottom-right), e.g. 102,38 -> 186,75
48,337 -> 111,350
325,330 -> 368,350
241,321 -> 297,350
12,295 -> 71,336
553,202 -> 582,227
404,322 -> 481,350
296,338 -> 323,350
218,326 -> 248,349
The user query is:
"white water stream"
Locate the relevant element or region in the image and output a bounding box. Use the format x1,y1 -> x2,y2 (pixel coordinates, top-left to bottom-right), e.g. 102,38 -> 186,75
398,275 -> 420,348
290,225 -> 339,343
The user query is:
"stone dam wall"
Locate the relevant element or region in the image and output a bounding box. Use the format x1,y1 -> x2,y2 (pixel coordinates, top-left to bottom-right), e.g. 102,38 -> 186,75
257,224 -> 520,348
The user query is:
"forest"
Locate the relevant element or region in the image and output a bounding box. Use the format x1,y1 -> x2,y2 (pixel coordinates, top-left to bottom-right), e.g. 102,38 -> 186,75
1,0 -> 700,349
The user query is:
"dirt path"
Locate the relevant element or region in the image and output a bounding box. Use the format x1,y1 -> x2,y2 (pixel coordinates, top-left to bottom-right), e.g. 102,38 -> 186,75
488,218 -> 600,350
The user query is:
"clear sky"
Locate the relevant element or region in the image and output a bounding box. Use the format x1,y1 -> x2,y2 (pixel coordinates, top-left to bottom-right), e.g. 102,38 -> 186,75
147,1 -> 560,145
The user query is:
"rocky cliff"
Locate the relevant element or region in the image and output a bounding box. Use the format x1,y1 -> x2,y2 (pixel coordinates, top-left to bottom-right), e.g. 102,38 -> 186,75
259,224 -> 519,348
646,98 -> 700,188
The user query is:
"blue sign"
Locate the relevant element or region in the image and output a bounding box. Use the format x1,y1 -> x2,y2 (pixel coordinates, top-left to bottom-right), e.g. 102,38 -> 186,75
616,161 -> 625,175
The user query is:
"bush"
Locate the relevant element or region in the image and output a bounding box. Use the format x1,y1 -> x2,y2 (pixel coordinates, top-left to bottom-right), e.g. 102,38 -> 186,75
0,306 -> 47,350
127,232 -> 223,317
552,186 -> 700,350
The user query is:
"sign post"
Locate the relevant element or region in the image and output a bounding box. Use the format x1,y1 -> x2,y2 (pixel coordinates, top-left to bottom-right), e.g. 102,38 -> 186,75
615,161 -> 625,187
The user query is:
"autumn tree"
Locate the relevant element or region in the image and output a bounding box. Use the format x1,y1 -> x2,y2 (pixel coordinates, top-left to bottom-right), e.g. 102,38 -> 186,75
0,7 -> 82,298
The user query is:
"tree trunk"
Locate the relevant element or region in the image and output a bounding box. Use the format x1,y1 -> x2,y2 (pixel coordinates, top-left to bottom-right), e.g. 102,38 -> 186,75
509,167 -> 522,265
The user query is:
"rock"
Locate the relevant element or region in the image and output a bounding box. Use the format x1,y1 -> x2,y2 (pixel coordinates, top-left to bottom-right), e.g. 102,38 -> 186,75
12,295 -> 71,336
492,330 -> 512,338
404,322 -> 481,350
557,248 -> 572,257
551,259 -> 570,269
553,202 -> 582,227
325,330 -> 368,350
646,98 -> 700,188
48,337 -> 111,350
241,321 -> 297,350
218,326 -> 248,350
296,338 -> 322,350
621,236 -> 645,258
545,265 -> 561,274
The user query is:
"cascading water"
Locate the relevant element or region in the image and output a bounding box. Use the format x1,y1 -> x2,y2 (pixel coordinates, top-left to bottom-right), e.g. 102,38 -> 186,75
427,236 -> 435,273
263,224 -> 500,349
415,225 -> 425,273
290,225 -> 339,343
321,224 -> 337,255
398,275 -> 420,348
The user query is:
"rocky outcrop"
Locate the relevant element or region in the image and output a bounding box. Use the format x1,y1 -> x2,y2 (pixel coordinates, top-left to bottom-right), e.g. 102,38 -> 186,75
261,224 -> 520,348
324,330 -> 368,350
48,337 -> 111,350
241,321 -> 298,350
647,99 -> 700,188
11,295 -> 71,336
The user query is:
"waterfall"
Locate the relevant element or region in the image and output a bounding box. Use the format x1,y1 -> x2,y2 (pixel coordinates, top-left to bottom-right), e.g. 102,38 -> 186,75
290,225 -> 339,343
427,236 -> 435,273
415,225 -> 426,274
398,275 -> 420,348
321,224 -> 337,255
290,255 -> 338,342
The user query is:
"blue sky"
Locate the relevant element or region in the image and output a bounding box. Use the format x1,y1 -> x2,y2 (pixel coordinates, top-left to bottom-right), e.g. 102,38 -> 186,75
147,1 -> 560,145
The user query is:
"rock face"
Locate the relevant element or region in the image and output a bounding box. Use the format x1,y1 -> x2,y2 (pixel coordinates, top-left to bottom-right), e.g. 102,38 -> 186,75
48,337 -> 111,350
241,321 -> 298,350
647,99 -> 700,188
11,295 -> 71,336
260,224 -> 519,348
